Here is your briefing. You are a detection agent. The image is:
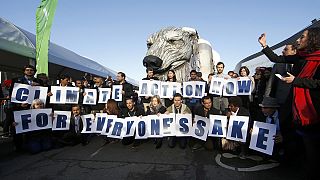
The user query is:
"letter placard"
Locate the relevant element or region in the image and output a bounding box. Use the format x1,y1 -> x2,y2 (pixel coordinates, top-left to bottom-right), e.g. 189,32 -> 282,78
108,118 -> 124,139
81,114 -> 95,133
161,114 -> 176,137
93,113 -> 108,133
209,78 -> 224,96
138,80 -> 150,97
101,115 -> 117,135
52,111 -> 71,130
226,116 -> 249,142
223,79 -> 237,97
65,87 -> 80,104
192,115 -> 210,141
237,77 -> 252,95
249,121 -> 277,155
135,117 -> 149,139
98,88 -> 111,103
11,83 -> 48,104
112,85 -> 123,102
83,88 -> 97,105
175,114 -> 192,137
14,109 -> 52,134
208,115 -> 228,137
146,115 -> 163,138
122,117 -> 139,137
183,81 -> 206,98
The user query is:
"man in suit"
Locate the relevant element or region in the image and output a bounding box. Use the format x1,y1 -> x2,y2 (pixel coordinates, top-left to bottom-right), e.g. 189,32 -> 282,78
265,44 -> 297,105
224,96 -> 251,158
62,105 -> 88,146
9,65 -> 44,152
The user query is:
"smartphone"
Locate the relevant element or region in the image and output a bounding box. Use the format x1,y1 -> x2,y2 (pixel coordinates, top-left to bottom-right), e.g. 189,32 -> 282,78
275,74 -> 283,80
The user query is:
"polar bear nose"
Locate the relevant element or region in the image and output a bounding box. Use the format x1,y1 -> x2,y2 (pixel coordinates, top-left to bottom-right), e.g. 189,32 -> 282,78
143,55 -> 163,69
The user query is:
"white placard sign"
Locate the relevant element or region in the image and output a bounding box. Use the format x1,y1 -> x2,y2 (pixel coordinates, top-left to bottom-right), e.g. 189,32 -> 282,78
83,88 -> 97,105
14,109 -> 52,134
223,78 -> 237,97
175,114 -> 193,137
161,114 -> 176,137
237,77 -> 253,95
11,83 -> 48,104
249,121 -> 277,155
183,81 -> 206,98
226,116 -> 249,142
192,115 -> 210,141
52,111 -> 71,130
98,88 -> 112,103
208,115 -> 228,137
112,85 -> 123,102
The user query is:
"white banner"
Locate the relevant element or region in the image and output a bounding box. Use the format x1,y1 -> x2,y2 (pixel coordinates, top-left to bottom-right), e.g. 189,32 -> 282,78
182,81 -> 206,98
98,88 -> 112,104
83,88 -> 97,105
175,114 -> 193,137
14,108 -> 52,134
226,116 -> 249,142
192,115 -> 210,141
161,114 -> 176,137
52,111 -> 71,130
112,85 -> 123,102
159,82 -> 182,99
223,79 -> 238,97
11,83 -> 48,104
208,115 -> 228,138
249,121 -> 277,155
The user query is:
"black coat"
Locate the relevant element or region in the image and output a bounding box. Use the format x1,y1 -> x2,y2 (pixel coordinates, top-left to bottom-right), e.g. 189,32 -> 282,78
120,106 -> 145,118
265,63 -> 292,104
262,46 -> 320,127
194,105 -> 220,118
145,105 -> 166,115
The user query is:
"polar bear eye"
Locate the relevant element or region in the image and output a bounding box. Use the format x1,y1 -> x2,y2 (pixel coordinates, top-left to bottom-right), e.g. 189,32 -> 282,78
147,42 -> 153,49
167,39 -> 182,44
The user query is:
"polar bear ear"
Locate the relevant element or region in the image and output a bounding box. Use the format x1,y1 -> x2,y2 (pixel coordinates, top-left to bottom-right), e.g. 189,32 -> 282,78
182,27 -> 199,39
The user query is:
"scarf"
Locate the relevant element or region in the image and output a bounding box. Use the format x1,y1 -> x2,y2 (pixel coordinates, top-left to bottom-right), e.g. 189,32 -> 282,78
293,50 -> 320,126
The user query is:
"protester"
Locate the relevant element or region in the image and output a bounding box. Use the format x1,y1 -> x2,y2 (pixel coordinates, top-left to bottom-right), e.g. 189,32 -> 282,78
166,93 -> 191,149
145,95 -> 167,149
223,97 -> 251,158
264,44 -> 296,104
192,96 -> 220,151
114,72 -> 134,109
13,99 -> 52,154
238,66 -> 254,109
164,70 -> 177,108
212,62 -> 230,114
185,70 -> 201,115
141,67 -> 159,111
103,99 -> 121,144
120,98 -> 145,148
259,28 -> 320,178
9,65 -> 44,152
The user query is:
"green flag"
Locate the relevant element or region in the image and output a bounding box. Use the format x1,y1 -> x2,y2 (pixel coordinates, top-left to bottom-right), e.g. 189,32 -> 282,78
36,0 -> 58,75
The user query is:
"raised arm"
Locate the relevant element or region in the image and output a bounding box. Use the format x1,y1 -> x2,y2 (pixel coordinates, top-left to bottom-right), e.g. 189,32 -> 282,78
258,33 -> 299,64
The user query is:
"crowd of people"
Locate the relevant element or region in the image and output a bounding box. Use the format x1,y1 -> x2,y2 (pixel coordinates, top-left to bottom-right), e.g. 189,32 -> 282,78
1,27 -> 320,179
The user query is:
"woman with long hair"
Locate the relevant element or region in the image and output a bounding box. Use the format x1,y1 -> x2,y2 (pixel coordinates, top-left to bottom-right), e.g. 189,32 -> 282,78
238,66 -> 255,110
165,70 -> 177,107
103,99 -> 121,143
259,27 -> 320,178
146,95 -> 167,149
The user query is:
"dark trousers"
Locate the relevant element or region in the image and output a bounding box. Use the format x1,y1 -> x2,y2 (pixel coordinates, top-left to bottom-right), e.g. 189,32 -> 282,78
26,136 -> 52,154
301,134 -> 320,179
168,137 -> 187,149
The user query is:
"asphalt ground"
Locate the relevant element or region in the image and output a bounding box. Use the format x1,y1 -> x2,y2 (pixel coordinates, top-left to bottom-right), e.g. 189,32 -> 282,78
0,136 -> 304,180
